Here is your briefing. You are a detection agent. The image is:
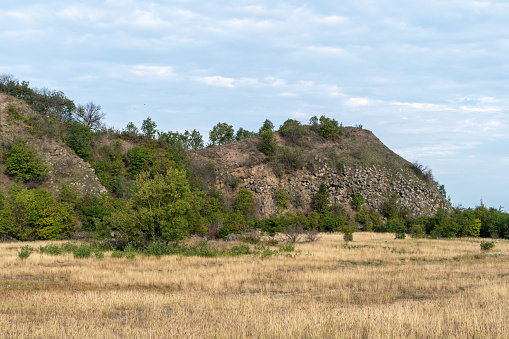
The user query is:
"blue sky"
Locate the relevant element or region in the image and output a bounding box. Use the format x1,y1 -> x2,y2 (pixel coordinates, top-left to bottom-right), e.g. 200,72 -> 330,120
1,0 -> 508,209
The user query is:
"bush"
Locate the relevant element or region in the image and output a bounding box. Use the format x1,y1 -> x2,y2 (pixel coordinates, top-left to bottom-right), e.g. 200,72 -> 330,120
274,187 -> 290,212
233,188 -> 255,220
312,183 -> 329,213
388,219 -> 406,239
18,245 -> 33,260
5,140 -> 49,182
259,129 -> 276,156
72,244 -> 92,258
310,116 -> 341,140
409,224 -> 426,238
126,146 -> 151,178
66,122 -> 93,161
39,244 -> 63,255
279,119 -> 305,145
480,241 -> 495,252
352,193 -> 364,211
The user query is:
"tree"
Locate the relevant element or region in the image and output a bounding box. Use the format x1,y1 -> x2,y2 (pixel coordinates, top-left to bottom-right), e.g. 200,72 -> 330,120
141,117 -> 158,139
310,115 -> 341,139
259,119 -> 274,134
75,102 -> 105,131
233,188 -> 255,220
184,129 -> 204,150
106,168 -> 205,243
235,128 -> 256,141
279,119 -> 305,145
259,129 -> 276,156
66,122 -> 94,161
209,122 -> 235,146
5,140 -> 49,182
312,183 -> 329,213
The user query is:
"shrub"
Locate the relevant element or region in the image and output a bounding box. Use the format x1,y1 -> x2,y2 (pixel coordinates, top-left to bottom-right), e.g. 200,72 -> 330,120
72,244 -> 92,258
233,188 -> 255,220
39,244 -> 63,255
312,183 -> 329,213
352,193 -> 364,211
388,219 -> 406,239
126,146 -> 151,178
274,187 -> 290,212
312,116 -> 341,140
18,245 -> 33,260
480,241 -> 495,252
409,224 -> 426,238
5,140 -> 49,182
259,129 -> 276,156
279,119 -> 305,145
66,122 -> 93,161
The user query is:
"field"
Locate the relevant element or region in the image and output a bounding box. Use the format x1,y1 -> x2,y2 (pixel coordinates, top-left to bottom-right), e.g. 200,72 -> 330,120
1,233 -> 508,338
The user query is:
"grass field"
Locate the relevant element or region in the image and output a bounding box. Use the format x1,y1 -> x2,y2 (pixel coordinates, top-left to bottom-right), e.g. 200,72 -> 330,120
1,233 -> 508,338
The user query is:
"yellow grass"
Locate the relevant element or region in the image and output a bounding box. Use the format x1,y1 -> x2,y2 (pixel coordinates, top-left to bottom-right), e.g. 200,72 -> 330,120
1,233 -> 509,338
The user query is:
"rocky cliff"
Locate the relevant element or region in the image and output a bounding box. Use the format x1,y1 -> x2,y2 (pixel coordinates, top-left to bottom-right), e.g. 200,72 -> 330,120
191,127 -> 450,219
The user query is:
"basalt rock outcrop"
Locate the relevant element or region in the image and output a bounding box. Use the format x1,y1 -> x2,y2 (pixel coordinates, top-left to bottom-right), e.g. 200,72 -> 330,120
192,127 -> 450,219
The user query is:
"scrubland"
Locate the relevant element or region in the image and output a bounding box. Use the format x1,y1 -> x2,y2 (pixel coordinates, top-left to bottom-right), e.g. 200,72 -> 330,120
1,233 -> 508,338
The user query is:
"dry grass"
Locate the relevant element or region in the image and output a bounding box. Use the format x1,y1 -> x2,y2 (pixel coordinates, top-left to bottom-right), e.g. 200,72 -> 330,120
1,233 -> 508,338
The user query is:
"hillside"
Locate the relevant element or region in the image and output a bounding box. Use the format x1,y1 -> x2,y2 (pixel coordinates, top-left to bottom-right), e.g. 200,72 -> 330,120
0,93 -> 106,196
191,126 -> 450,219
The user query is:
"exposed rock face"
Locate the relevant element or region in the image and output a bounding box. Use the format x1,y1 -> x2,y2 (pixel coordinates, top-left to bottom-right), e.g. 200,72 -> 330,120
193,128 -> 451,219
227,163 -> 449,219
39,145 -> 108,196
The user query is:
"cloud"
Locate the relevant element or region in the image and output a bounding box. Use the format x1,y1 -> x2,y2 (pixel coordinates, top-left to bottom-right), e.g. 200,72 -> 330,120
196,76 -> 236,88
346,98 -> 369,107
127,65 -> 175,79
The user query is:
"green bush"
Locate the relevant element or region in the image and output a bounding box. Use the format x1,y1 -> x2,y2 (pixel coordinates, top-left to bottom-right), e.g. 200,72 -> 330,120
259,129 -> 276,156
310,116 -> 341,140
126,146 -> 151,178
312,183 -> 329,213
18,245 -> 33,260
274,187 -> 290,212
480,241 -> 495,252
279,119 -> 305,145
5,140 -> 49,182
72,244 -> 92,258
352,193 -> 364,211
66,122 -> 93,161
233,188 -> 255,220
388,219 -> 406,239
409,224 -> 426,238
39,244 -> 63,255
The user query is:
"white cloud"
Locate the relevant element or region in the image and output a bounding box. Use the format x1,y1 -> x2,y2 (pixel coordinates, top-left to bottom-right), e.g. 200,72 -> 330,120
196,76 -> 236,88
127,65 -> 175,79
346,98 -> 369,107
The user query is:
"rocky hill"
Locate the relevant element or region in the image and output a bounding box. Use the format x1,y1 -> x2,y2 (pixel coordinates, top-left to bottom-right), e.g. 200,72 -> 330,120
0,93 -> 106,196
191,127 -> 450,219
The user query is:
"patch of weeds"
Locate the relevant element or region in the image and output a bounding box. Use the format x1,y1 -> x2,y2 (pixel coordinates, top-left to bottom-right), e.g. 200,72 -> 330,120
265,238 -> 279,246
228,244 -> 251,256
39,244 -> 63,256
111,250 -> 124,258
362,260 -> 383,266
73,244 -> 92,259
18,245 -> 33,260
278,243 -> 295,252
93,248 -> 104,259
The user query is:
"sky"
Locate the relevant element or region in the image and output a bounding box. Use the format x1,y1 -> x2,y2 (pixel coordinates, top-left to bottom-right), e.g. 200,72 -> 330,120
1,0 -> 508,209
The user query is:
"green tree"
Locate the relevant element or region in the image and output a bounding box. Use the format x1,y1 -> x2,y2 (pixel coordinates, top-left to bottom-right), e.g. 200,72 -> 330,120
259,119 -> 274,134
141,117 -> 157,139
126,146 -> 152,178
0,185 -> 76,240
209,122 -> 235,146
235,128 -> 256,141
279,119 -> 305,145
352,193 -> 364,211
233,188 -> 255,220
67,121 -> 94,161
312,183 -> 329,213
259,129 -> 277,156
5,140 -> 49,182
107,168 -> 205,243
